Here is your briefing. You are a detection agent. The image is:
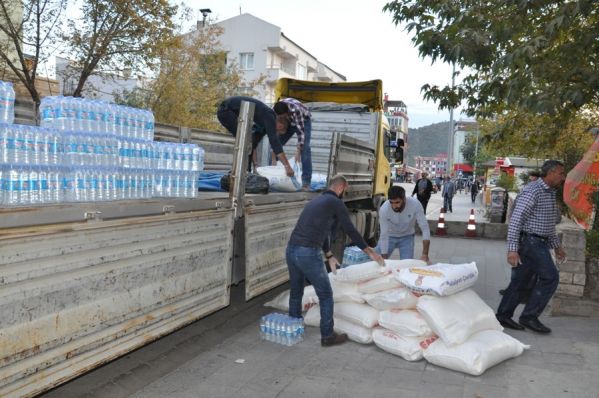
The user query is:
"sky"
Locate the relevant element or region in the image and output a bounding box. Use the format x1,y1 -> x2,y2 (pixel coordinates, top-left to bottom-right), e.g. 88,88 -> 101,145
184,0 -> 462,128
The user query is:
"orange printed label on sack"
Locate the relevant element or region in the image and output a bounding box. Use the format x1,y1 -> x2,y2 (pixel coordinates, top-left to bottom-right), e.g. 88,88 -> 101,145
408,268 -> 444,277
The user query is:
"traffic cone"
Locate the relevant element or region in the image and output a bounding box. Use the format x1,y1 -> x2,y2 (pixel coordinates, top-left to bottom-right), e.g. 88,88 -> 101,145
465,209 -> 477,238
435,207 -> 447,236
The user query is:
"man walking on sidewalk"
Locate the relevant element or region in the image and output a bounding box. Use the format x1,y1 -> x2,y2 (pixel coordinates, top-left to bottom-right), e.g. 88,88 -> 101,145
412,172 -> 434,213
496,160 -> 566,334
442,176 -> 455,212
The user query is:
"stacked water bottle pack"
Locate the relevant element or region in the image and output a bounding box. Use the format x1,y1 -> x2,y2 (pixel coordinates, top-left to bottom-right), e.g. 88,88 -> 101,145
260,312 -> 304,346
0,87 -> 205,206
39,96 -> 155,140
0,80 -> 16,124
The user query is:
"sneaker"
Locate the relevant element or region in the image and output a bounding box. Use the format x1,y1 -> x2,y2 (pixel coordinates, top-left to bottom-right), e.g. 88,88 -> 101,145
301,185 -> 310,192
321,332 -> 348,347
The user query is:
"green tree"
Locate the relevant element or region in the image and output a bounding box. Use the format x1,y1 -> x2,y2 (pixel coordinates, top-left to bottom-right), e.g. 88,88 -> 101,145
383,1 -> 599,119
63,0 -> 177,98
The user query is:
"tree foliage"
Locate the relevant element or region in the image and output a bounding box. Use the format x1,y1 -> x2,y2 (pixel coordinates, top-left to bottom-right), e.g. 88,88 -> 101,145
64,0 -> 177,97
117,24 -> 265,131
477,108 -> 597,171
383,0 -> 599,119
0,0 -> 67,105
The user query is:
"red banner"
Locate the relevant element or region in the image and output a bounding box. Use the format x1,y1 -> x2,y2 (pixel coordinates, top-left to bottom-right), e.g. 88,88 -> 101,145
563,135 -> 599,230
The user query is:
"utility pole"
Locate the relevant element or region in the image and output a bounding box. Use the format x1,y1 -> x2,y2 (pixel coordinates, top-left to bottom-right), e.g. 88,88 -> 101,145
447,63 -> 456,177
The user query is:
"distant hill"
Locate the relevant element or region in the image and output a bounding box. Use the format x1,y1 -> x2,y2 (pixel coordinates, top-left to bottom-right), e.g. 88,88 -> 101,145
407,121 -> 450,166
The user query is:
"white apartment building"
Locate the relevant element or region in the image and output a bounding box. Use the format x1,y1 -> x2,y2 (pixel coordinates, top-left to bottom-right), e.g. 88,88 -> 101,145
55,56 -> 141,101
215,13 -> 346,104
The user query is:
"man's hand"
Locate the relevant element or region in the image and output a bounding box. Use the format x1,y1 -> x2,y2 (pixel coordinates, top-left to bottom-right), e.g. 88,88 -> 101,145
364,247 -> 385,267
284,164 -> 295,177
327,256 -> 340,274
555,246 -> 566,264
507,251 -> 520,268
420,254 -> 431,265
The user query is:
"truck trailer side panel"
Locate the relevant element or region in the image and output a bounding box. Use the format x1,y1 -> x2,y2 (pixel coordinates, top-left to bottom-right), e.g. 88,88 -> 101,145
0,209 -> 234,398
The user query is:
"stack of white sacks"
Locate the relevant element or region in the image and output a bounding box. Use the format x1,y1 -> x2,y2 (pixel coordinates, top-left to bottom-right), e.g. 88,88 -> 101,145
265,259 -> 529,376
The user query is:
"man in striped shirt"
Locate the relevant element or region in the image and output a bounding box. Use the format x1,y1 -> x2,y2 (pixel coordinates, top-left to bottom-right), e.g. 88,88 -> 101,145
274,98 -> 312,190
496,160 -> 566,334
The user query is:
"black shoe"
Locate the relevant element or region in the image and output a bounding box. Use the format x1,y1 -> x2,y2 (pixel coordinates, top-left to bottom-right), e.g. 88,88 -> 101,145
496,315 -> 525,330
499,289 -> 506,295
519,318 -> 551,334
321,332 -> 348,347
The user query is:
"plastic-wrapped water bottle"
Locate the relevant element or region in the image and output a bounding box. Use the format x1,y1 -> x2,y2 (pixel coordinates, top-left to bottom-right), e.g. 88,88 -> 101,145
144,109 -> 154,141
0,123 -> 7,163
40,96 -> 56,128
54,96 -> 68,131
0,81 -> 16,124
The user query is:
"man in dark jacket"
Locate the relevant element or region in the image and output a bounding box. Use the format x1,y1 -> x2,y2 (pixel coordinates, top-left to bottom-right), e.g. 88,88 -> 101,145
217,96 -> 294,176
286,174 -> 384,346
412,172 -> 434,213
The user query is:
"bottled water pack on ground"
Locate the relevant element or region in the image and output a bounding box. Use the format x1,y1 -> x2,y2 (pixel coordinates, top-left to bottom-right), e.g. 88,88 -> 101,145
260,313 -> 304,346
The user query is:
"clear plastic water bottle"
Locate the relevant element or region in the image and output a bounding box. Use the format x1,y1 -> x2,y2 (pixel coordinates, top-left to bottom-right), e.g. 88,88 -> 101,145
0,81 -> 16,124
54,96 -> 68,131
0,123 -> 7,163
39,96 -> 55,128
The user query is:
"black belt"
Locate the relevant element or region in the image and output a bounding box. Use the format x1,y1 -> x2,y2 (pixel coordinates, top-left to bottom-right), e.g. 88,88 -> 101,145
521,232 -> 549,241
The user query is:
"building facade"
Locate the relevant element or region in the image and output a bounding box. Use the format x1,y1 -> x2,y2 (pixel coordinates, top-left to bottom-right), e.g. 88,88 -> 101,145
414,153 -> 448,178
215,13 -> 346,104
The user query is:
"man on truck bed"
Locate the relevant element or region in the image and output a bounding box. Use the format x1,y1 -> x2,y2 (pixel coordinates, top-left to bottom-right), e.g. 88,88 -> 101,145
273,98 -> 312,191
216,96 -> 294,176
286,174 -> 385,347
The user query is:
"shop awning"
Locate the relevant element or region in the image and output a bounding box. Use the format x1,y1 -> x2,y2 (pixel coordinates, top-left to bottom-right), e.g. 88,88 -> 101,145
453,163 -> 473,172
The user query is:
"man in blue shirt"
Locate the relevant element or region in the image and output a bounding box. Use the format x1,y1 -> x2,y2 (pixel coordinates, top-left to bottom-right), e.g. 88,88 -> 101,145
286,174 -> 384,346
217,96 -> 294,176
496,160 -> 566,334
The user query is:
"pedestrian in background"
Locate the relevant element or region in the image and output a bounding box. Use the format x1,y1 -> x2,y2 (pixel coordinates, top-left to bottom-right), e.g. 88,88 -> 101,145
470,179 -> 479,204
286,174 -> 385,346
442,176 -> 456,212
412,172 -> 434,213
496,160 -> 566,334
217,96 -> 294,176
378,185 -> 431,262
273,98 -> 312,190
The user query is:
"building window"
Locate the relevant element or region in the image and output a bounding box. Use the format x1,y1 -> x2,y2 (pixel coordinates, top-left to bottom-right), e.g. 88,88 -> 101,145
239,53 -> 254,70
297,63 -> 307,80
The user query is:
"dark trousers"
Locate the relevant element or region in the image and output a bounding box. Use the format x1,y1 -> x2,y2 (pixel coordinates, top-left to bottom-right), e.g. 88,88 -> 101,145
416,195 -> 430,213
497,234 -> 559,321
443,194 -> 453,212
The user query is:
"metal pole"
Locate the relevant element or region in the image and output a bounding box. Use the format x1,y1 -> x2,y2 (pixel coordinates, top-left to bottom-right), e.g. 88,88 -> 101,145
447,63 -> 455,177
230,101 -> 255,220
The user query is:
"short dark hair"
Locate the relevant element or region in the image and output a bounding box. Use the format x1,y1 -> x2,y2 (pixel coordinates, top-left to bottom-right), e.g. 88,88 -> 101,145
273,101 -> 289,115
388,185 -> 405,200
529,170 -> 541,178
540,160 -> 564,177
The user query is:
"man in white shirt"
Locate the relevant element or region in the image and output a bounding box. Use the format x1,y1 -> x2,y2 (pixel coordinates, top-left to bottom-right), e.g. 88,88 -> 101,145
376,185 -> 431,261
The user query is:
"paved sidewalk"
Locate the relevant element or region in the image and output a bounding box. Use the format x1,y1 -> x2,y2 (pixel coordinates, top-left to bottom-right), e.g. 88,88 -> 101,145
42,236 -> 599,398
397,182 -> 487,223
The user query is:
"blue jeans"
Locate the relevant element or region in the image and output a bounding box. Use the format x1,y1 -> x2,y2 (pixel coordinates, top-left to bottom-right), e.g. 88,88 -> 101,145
375,234 -> 415,259
286,245 -> 333,338
278,118 -> 312,187
496,234 -> 559,320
